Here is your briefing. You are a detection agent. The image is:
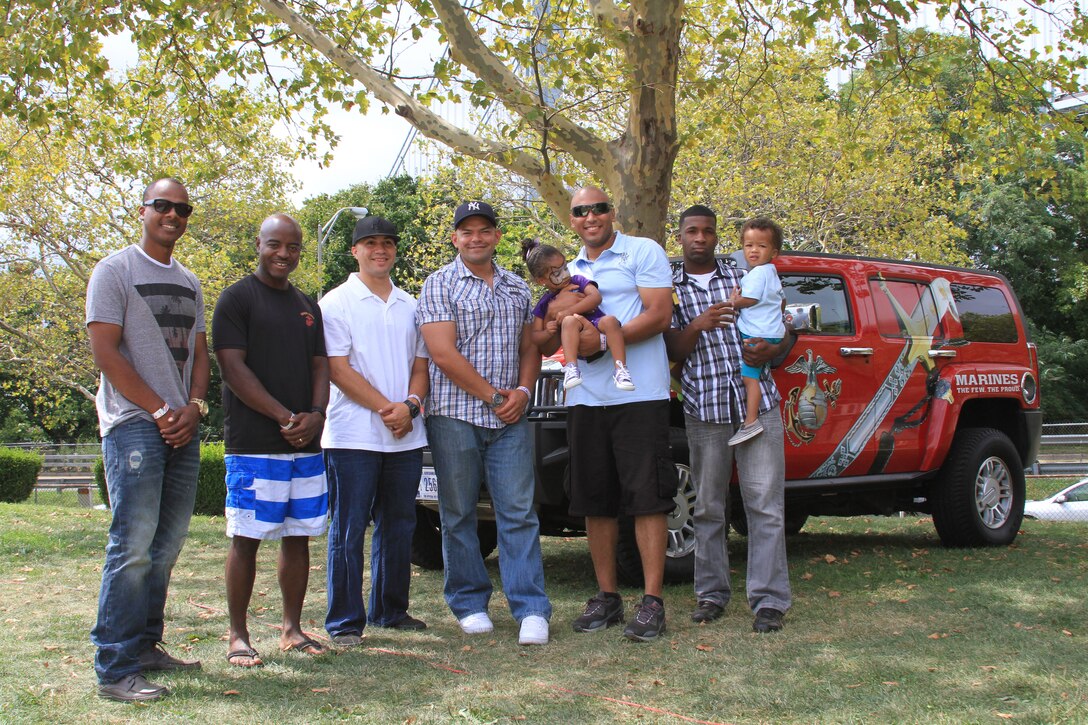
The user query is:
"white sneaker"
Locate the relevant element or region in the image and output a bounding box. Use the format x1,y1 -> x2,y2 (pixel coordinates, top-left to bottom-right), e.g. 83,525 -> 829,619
518,615 -> 549,645
458,612 -> 494,634
613,361 -> 635,391
728,419 -> 764,446
563,363 -> 583,390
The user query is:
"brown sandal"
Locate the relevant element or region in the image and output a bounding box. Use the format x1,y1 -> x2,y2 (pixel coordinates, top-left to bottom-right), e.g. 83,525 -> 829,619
226,646 -> 263,668
281,636 -> 328,656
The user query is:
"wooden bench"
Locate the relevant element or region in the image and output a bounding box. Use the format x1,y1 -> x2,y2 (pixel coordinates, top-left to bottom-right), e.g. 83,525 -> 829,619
34,453 -> 99,507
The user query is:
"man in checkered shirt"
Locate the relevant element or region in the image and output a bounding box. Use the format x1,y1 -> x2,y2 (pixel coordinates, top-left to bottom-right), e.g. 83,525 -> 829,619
416,201 -> 552,646
665,205 -> 794,634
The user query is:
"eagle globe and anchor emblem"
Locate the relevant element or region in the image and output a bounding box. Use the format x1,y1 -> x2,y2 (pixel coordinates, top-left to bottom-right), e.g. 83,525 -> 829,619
783,349 -> 841,447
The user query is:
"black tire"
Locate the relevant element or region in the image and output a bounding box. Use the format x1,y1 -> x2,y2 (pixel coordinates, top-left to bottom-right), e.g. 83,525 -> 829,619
410,506 -> 445,570
931,427 -> 1025,547
616,436 -> 696,586
409,505 -> 500,570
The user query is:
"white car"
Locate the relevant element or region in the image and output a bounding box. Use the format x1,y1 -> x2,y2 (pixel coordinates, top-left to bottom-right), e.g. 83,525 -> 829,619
1024,479 -> 1088,522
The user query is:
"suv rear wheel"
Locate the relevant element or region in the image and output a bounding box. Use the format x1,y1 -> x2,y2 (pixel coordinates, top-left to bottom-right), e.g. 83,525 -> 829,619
410,505 -> 498,570
931,427 -> 1025,547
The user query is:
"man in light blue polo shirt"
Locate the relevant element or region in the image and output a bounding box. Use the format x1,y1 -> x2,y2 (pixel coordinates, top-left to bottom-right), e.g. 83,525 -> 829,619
557,186 -> 678,642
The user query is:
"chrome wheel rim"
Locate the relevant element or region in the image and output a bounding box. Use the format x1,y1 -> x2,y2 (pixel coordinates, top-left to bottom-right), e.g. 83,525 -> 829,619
975,456 -> 1014,529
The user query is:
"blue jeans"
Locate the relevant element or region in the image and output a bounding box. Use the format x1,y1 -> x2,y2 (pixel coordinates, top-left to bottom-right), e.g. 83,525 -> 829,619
686,409 -> 792,613
324,448 -> 423,635
91,418 -> 200,683
426,416 -> 551,623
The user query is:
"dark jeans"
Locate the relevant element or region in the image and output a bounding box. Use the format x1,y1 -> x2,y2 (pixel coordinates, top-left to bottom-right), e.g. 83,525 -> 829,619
324,447 -> 423,635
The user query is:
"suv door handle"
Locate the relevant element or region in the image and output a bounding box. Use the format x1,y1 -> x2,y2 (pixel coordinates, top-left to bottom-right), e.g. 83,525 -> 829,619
928,349 -> 957,358
839,347 -> 874,357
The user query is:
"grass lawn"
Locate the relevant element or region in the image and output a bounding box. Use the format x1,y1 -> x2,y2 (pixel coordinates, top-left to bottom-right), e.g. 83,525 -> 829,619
1,479 -> 1085,724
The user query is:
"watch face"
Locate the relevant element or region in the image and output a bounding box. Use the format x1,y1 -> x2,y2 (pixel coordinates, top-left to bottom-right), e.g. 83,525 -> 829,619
490,393 -> 505,407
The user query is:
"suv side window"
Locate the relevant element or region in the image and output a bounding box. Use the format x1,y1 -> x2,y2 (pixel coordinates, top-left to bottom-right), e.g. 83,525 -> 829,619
952,283 -> 1019,343
869,278 -> 946,340
780,274 -> 852,334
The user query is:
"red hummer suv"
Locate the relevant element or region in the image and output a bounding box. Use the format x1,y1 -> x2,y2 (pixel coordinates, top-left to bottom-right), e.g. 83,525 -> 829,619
413,252 -> 1042,583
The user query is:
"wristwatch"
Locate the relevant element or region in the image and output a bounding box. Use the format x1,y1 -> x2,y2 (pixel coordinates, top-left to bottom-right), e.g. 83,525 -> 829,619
487,392 -> 505,409
404,399 -> 421,419
189,398 -> 209,418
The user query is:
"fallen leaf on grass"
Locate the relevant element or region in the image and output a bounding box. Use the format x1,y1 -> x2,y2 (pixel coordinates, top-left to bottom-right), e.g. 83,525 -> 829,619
695,644 -> 714,652
461,645 -> 472,652
824,554 -> 837,564
828,591 -> 841,598
996,713 -> 1013,719
223,690 -> 241,696
882,681 -> 898,686
980,666 -> 997,671
801,572 -> 813,580
43,645 -> 60,651
1062,630 -> 1073,637
311,687 -> 331,693
846,684 -> 863,689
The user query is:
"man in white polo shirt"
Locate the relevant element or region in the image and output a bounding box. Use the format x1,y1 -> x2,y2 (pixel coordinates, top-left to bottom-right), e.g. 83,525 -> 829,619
320,216 -> 430,645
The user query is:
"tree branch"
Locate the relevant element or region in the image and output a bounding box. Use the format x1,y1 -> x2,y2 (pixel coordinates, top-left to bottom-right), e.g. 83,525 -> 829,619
257,0 -> 573,220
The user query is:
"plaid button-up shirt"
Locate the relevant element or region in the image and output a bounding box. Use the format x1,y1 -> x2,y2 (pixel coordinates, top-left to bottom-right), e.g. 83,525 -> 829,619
416,255 -> 532,428
671,258 -> 781,424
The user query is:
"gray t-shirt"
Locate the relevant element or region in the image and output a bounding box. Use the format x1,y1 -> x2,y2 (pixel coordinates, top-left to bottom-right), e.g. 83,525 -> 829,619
86,245 -> 206,436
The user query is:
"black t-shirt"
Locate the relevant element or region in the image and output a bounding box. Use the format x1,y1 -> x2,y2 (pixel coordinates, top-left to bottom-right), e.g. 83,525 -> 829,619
211,274 -> 326,454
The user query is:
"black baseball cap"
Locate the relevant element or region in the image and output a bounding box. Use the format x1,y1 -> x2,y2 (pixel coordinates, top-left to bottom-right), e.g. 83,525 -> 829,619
352,216 -> 400,244
453,201 -> 498,229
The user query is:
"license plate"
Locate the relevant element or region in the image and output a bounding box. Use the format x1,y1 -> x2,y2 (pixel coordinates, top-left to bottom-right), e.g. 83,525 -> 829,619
417,466 -> 438,501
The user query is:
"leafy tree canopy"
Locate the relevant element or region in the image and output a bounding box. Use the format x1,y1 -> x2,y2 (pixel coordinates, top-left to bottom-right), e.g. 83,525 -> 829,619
2,0 -> 1084,242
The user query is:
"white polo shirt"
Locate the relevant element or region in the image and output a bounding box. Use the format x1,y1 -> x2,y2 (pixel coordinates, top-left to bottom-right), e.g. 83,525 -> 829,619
319,273 -> 428,452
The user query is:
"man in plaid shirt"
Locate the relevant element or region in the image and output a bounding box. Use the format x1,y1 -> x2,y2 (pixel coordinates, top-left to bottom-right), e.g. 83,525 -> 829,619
416,201 -> 552,646
665,205 -> 793,634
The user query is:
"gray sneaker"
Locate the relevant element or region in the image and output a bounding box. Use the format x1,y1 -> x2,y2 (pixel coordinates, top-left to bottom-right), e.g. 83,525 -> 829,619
138,642 -> 201,671
728,419 -> 764,446
623,596 -> 667,642
98,673 -> 170,702
572,593 -> 624,632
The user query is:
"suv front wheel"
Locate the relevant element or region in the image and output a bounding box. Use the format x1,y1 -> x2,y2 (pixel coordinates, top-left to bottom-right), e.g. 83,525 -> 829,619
410,505 -> 498,570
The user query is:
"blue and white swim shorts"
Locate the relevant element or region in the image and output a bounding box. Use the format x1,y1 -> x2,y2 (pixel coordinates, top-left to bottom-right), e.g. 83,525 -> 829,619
224,452 -> 328,539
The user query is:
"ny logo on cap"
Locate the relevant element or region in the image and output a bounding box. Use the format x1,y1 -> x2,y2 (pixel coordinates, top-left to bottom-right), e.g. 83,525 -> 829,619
468,202 -> 480,210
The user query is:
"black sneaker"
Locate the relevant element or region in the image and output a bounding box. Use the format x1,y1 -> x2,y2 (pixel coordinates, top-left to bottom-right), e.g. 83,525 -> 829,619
387,615 -> 428,631
138,642 -> 201,671
572,593 -> 624,632
690,600 -> 724,624
98,673 -> 170,702
753,608 -> 785,633
623,597 -> 666,642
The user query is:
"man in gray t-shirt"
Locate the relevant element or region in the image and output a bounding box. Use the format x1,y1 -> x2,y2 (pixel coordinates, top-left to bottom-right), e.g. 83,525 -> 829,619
85,178 -> 210,702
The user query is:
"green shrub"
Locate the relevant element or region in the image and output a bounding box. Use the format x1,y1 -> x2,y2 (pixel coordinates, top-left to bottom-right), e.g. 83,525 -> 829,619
94,456 -> 106,506
0,447 -> 43,503
92,442 -> 226,516
195,441 -> 226,517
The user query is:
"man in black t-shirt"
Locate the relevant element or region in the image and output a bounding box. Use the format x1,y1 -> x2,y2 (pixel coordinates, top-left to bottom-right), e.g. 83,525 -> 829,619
212,213 -> 330,667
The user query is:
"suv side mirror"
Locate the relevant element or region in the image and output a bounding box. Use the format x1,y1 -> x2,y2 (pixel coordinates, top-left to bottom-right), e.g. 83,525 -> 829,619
786,303 -> 822,333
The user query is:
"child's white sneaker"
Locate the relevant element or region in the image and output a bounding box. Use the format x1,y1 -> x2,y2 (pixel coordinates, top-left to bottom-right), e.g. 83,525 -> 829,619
613,361 -> 635,391
563,363 -> 583,390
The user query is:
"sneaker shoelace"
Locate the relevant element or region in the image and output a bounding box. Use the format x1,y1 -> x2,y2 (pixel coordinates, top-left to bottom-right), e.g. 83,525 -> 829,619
634,602 -> 660,624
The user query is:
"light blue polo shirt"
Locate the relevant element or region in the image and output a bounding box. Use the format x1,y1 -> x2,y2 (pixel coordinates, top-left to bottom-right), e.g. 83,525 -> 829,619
566,232 -> 673,406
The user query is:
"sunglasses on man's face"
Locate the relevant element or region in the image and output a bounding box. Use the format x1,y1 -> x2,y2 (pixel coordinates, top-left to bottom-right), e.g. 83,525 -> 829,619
142,198 -> 194,218
570,202 -> 613,218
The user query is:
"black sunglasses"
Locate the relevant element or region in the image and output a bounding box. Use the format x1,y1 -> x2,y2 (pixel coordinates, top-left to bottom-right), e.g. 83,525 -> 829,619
142,198 -> 194,218
571,202 -> 613,218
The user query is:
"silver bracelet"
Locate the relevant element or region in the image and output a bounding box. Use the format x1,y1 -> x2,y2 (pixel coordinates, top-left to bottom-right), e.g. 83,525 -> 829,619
600,333 -> 608,351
